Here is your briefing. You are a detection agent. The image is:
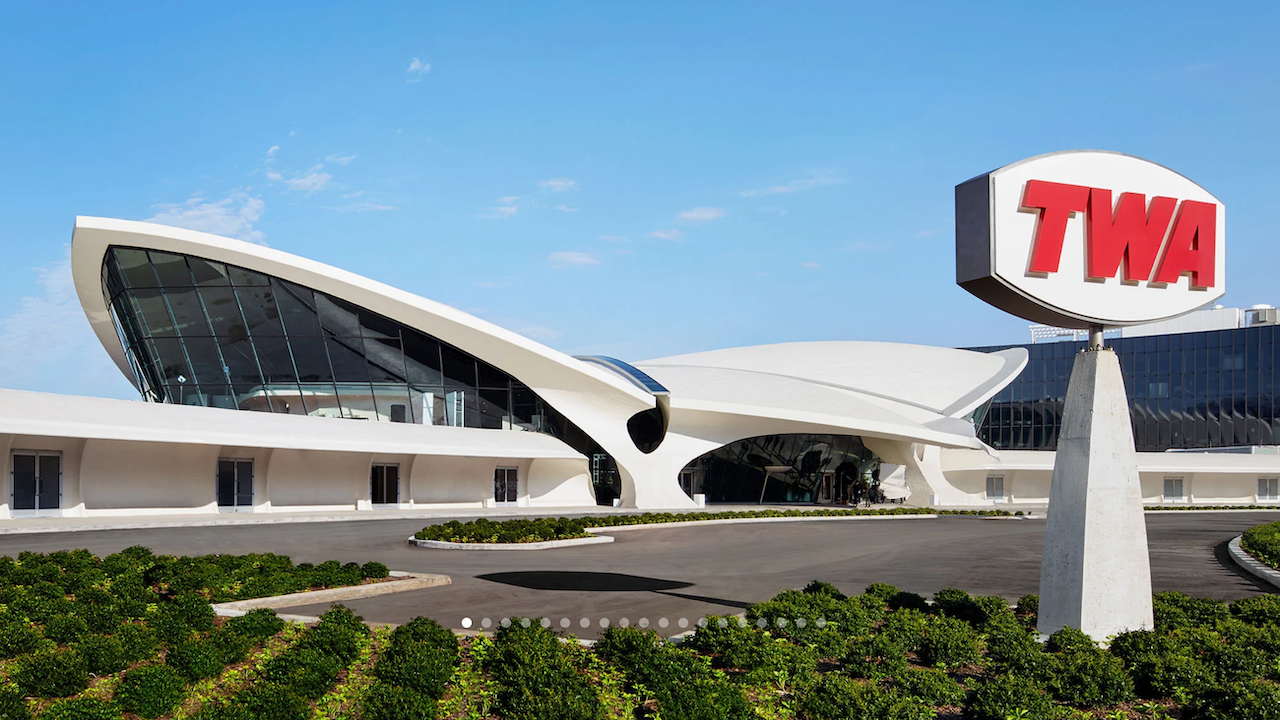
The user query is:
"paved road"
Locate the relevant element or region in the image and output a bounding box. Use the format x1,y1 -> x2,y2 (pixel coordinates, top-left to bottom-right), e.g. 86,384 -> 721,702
0,512 -> 1271,637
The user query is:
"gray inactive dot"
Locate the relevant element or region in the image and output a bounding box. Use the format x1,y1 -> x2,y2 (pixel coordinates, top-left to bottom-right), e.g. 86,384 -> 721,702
756,618 -> 768,628
540,618 -> 551,628
697,617 -> 708,628
639,618 -> 650,628
500,618 -> 511,628
560,618 -> 571,629
619,618 -> 630,628
520,618 -> 531,628
580,617 -> 590,629
599,618 -> 610,628
482,618 -> 493,629
776,617 -> 788,628
717,618 -> 729,629
658,618 -> 669,628
815,617 -> 827,628
796,617 -> 807,628
678,618 -> 689,629
737,617 -> 748,628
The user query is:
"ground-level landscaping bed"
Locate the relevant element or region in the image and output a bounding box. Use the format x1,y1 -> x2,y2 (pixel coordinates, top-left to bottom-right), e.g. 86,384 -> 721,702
1243,519 -> 1280,570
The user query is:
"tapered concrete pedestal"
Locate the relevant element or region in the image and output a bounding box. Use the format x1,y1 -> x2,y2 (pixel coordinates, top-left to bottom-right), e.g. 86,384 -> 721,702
1037,348 -> 1153,640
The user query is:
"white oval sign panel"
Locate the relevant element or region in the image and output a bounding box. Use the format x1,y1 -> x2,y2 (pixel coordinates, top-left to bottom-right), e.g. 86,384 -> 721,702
956,150 -> 1225,328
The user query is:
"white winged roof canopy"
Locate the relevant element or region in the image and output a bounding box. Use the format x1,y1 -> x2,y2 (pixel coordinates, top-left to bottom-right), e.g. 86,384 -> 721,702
71,217 -> 1026,508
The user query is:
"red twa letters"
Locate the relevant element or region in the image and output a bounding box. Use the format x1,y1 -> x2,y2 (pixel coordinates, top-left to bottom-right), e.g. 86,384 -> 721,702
1021,179 -> 1216,289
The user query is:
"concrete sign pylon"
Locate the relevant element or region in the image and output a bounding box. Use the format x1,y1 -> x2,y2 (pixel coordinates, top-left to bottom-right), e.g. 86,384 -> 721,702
1036,347 -> 1153,640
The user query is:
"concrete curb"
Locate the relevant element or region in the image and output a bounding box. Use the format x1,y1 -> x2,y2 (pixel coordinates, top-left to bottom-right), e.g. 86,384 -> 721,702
407,535 -> 615,551
1227,535 -> 1280,591
211,570 -> 451,614
583,514 -> 940,534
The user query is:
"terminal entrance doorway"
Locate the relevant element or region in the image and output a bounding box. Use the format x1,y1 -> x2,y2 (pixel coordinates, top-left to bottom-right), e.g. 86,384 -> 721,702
11,451 -> 61,516
217,459 -> 253,511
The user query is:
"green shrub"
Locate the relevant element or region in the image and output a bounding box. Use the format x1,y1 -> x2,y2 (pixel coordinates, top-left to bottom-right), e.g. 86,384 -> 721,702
797,673 -> 932,720
0,684 -> 31,720
260,648 -> 341,700
1241,520 -> 1280,569
983,618 -> 1049,680
360,561 -> 390,580
1182,679 -> 1280,720
1014,593 -> 1038,621
1153,591 -> 1229,631
746,589 -> 872,657
76,635 -> 128,675
372,642 -> 456,698
1230,594 -> 1280,627
114,665 -> 187,719
225,608 -> 285,639
842,634 -> 908,680
388,617 -> 459,658
802,580 -> 846,599
1045,626 -> 1096,654
212,628 -> 253,666
166,637 -> 226,681
43,614 -> 90,645
895,666 -> 965,706
13,647 -> 88,698
363,683 -> 438,720
685,619 -> 814,686
878,608 -> 928,653
490,622 -> 603,720
917,615 -> 981,668
862,582 -> 900,604
933,587 -> 984,625
117,623 -> 160,662
963,674 -> 1054,720
0,619 -> 45,659
886,591 -> 931,612
39,697 -> 120,720
78,603 -> 123,635
226,683 -> 310,720
295,620 -> 361,663
1048,649 -> 1134,707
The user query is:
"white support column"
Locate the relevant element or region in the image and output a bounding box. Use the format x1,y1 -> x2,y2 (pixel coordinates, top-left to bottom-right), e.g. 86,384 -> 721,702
1037,348 -> 1154,640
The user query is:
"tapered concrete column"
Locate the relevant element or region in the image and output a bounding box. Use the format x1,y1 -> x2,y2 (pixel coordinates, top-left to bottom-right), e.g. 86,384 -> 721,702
1037,348 -> 1153,640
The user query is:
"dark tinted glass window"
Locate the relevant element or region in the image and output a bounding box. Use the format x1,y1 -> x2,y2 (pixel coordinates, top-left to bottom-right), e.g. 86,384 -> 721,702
274,280 -> 322,336
150,252 -> 194,287
236,285 -> 285,336
188,257 -> 231,287
199,287 -> 245,337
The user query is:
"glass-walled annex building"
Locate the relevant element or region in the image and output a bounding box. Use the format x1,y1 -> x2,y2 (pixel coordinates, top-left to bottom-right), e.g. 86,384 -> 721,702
967,312 -> 1280,453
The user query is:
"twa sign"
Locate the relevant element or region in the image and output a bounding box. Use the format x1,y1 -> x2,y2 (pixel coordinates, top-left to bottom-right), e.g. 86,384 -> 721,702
956,150 -> 1225,328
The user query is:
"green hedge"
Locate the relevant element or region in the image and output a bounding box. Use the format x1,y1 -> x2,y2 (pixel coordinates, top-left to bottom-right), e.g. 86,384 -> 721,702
414,507 -> 1027,543
1242,520 -> 1280,569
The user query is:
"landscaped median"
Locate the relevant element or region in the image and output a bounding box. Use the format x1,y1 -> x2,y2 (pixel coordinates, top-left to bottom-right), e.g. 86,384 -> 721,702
408,507 -> 1027,549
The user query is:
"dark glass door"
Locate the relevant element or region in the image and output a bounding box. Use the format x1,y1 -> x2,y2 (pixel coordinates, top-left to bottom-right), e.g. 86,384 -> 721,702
371,464 -> 399,504
217,459 -> 253,508
493,467 -> 517,503
11,453 -> 59,512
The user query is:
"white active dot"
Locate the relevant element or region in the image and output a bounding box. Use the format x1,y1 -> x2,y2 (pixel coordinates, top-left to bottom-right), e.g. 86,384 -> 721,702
461,617 -> 472,629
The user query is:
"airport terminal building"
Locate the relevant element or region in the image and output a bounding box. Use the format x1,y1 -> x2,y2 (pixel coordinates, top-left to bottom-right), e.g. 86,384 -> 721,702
1,218 -> 1277,519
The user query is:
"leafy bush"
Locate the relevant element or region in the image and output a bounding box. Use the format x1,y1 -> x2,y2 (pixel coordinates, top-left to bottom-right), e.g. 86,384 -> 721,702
487,621 -> 603,720
117,623 -> 160,663
983,618 -> 1050,680
803,580 -> 846,599
361,561 -> 390,579
747,589 -> 873,657
963,674 -> 1055,720
916,615 -> 981,668
39,698 -> 120,720
1015,593 -> 1039,621
166,637 -> 227,681
878,608 -> 928,653
43,614 -> 90,645
1153,591 -> 1230,631
261,648 -> 341,700
895,666 -> 965,707
0,684 -> 31,720
372,641 -> 457,698
76,635 -> 128,675
225,682 -> 311,720
1231,594 -> 1280,627
842,634 -> 908,680
114,665 -> 187,719
797,673 -> 932,720
933,587 -> 984,625
862,582 -> 900,604
363,683 -> 438,720
388,617 -> 459,658
1045,626 -> 1096,654
1241,520 -> 1280,569
13,647 -> 88,698
0,619 -> 45,659
225,608 -> 285,639
687,617 -> 816,686
1048,649 -> 1135,707
1182,679 -> 1280,720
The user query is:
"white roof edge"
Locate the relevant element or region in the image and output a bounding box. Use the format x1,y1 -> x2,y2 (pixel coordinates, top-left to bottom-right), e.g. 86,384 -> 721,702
70,216 -> 653,409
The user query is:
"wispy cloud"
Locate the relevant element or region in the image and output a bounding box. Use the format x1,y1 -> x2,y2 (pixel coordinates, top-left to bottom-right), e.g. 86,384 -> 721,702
407,57 -> 431,82
265,145 -> 279,161
649,229 -> 683,241
326,154 -> 356,165
677,206 -> 724,222
554,204 -> 578,213
539,178 -> 577,192
497,196 -> 522,204
739,170 -> 841,197
325,202 -> 398,212
266,165 -> 332,193
801,261 -> 821,269
0,248 -> 136,399
599,235 -> 628,242
484,205 -> 519,219
548,251 -> 600,268
916,228 -> 941,239
146,190 -> 266,244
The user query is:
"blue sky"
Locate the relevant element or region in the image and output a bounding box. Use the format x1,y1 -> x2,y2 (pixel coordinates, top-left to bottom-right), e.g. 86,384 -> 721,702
1,2 -> 1277,400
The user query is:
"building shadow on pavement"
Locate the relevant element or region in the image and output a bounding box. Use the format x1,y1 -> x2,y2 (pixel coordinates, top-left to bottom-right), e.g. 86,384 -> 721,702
477,571 -> 751,610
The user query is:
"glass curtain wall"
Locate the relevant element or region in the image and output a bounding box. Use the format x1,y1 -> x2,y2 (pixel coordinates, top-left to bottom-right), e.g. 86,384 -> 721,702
99,247 -> 596,449
688,434 -> 879,504
968,324 -> 1279,452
